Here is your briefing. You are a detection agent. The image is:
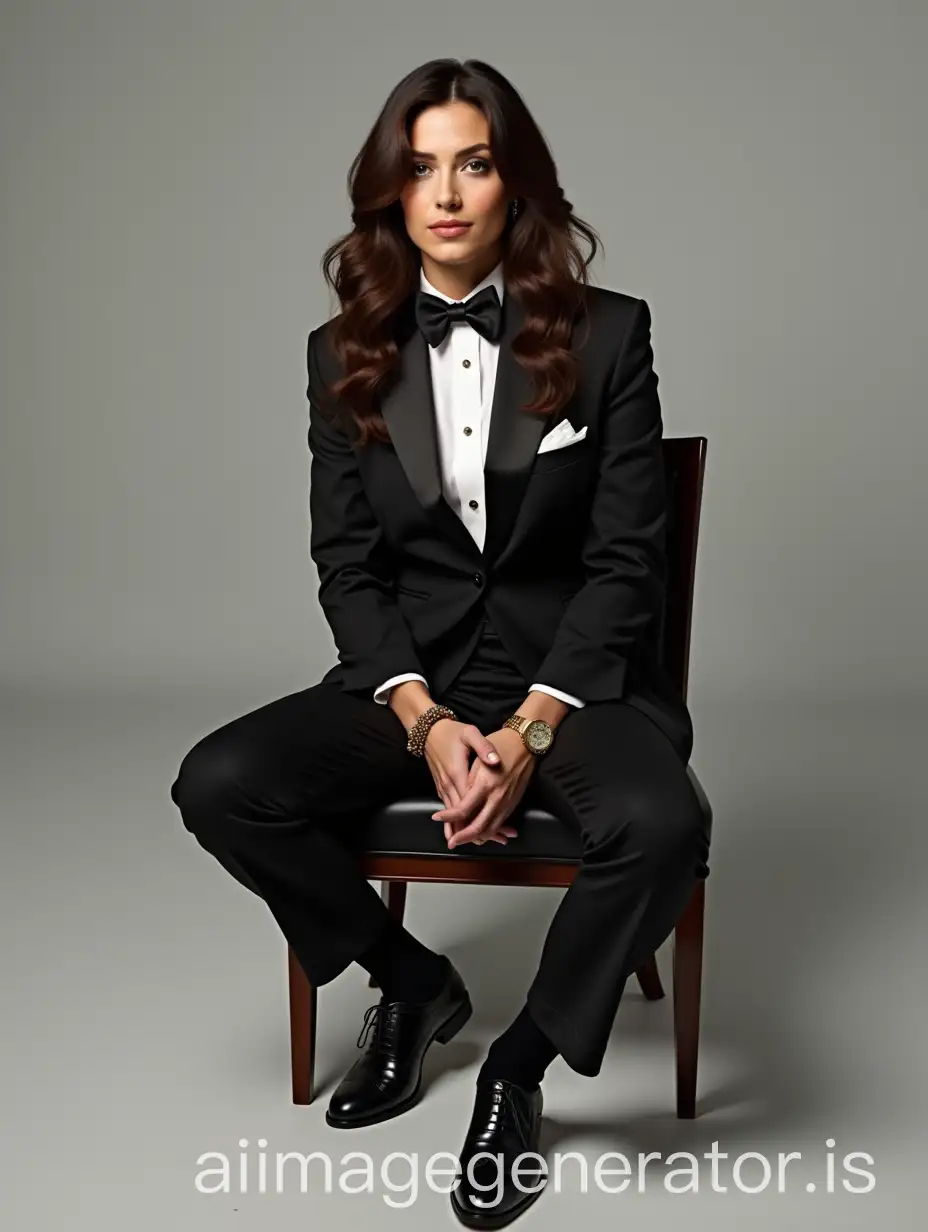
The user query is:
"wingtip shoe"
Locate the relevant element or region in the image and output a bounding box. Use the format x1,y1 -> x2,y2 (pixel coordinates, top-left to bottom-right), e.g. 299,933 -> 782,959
325,957 -> 472,1128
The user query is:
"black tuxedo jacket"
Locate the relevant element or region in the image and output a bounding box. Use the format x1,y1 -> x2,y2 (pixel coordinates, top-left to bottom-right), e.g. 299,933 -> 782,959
306,284 -> 693,764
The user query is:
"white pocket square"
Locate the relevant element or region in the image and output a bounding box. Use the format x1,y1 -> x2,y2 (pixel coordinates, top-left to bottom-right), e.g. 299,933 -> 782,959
536,421 -> 588,454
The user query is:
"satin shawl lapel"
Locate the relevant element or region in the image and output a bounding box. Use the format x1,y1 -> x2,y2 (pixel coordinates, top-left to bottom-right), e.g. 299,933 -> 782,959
379,292 -> 547,568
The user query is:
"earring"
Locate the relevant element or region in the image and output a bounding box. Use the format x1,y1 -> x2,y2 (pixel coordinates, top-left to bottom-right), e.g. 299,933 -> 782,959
511,198 -> 520,220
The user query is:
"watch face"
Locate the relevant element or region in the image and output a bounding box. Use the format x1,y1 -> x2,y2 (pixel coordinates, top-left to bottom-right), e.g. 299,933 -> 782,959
525,720 -> 553,752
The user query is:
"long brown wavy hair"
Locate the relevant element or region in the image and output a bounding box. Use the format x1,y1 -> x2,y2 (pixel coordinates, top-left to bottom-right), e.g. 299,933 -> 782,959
318,57 -> 603,447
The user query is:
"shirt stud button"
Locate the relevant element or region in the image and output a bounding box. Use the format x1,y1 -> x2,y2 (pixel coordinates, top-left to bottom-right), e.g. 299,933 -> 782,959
469,499 -> 479,510
462,358 -> 471,368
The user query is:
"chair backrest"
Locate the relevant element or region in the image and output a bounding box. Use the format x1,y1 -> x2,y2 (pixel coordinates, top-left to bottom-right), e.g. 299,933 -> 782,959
659,437 -> 708,703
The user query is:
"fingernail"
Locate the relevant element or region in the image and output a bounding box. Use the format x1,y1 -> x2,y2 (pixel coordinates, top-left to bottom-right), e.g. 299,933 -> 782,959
488,753 -> 499,761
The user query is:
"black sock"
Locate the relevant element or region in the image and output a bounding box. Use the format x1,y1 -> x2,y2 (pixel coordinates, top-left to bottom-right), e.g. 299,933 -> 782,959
355,914 -> 450,1004
478,1003 -> 559,1090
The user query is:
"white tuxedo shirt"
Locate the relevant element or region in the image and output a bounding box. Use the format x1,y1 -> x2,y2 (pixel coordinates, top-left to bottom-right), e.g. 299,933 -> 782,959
373,260 -> 585,711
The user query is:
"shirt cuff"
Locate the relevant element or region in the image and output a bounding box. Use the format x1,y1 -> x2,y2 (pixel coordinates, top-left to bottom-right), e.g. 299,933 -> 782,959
528,682 -> 586,709
373,673 -> 429,706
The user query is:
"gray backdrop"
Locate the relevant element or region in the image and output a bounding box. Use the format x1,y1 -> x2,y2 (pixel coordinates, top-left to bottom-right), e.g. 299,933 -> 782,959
2,2 -> 925,1228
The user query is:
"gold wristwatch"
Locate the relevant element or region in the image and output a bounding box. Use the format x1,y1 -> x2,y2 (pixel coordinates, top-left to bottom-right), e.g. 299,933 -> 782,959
503,713 -> 555,755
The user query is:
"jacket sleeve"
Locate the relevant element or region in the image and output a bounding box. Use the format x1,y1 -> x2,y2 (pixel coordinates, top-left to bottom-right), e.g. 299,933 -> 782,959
532,299 -> 668,704
306,327 -> 428,694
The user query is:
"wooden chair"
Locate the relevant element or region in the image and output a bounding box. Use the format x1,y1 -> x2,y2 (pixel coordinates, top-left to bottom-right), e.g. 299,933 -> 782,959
288,436 -> 712,1118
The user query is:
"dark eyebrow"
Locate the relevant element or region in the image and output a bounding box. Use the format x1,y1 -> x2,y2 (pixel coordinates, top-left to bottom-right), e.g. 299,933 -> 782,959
409,143 -> 491,160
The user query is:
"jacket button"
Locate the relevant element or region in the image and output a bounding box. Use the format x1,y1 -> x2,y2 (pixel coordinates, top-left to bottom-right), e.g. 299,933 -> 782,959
473,572 -> 483,587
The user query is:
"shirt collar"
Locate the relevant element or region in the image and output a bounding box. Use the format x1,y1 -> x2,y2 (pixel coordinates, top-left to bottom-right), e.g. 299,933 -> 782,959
419,258 -> 505,305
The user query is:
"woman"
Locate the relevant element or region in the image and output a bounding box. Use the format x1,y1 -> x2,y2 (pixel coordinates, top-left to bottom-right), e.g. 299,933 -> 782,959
171,57 -> 707,1228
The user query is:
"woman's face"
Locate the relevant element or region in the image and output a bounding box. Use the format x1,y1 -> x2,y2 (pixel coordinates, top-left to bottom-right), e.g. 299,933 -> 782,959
399,101 -> 509,291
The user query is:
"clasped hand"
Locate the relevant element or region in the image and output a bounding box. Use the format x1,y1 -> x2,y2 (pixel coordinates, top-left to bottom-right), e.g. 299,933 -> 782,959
423,718 -> 536,850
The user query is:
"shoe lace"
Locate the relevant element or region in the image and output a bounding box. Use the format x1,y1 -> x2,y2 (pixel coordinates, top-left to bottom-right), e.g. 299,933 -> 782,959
481,1081 -> 532,1143
356,1000 -> 402,1051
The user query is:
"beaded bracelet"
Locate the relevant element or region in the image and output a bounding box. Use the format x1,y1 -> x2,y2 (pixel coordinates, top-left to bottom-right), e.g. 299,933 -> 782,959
406,703 -> 457,757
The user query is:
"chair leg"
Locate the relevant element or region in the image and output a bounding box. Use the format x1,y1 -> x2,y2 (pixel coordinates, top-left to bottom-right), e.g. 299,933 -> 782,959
673,879 -> 705,1119
367,879 -> 409,988
288,946 -> 317,1105
636,953 -> 665,1000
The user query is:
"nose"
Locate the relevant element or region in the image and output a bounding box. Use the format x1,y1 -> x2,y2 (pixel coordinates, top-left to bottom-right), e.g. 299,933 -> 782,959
436,172 -> 460,209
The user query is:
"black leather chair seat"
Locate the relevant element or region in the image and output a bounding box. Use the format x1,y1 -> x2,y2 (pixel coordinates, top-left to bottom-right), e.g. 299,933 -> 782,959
350,765 -> 712,878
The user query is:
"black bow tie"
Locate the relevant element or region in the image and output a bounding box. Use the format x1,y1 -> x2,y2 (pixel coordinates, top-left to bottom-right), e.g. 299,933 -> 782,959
415,283 -> 503,348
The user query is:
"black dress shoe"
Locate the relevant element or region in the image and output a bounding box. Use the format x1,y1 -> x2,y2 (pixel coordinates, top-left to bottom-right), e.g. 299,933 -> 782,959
325,958 -> 472,1128
450,1077 -> 546,1228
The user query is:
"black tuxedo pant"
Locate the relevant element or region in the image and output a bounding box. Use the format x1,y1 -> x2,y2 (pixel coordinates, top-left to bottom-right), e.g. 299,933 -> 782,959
170,617 -> 708,1077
